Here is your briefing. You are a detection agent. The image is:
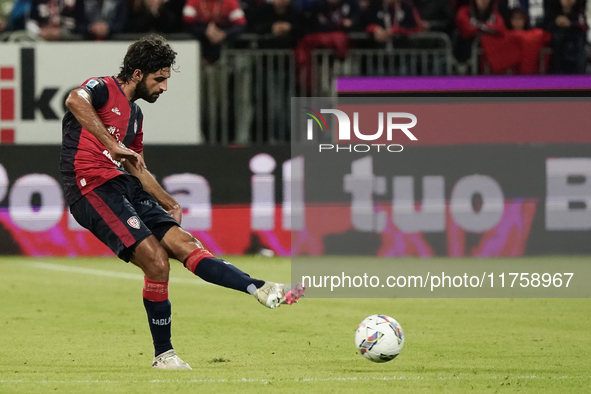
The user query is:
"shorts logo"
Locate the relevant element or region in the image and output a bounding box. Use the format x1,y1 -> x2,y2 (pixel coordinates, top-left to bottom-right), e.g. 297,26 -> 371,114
127,216 -> 140,229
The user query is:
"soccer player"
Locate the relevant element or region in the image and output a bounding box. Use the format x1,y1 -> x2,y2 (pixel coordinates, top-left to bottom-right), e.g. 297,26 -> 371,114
59,34 -> 304,370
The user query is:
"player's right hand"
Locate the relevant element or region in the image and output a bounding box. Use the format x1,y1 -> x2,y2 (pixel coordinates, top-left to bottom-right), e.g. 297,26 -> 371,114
110,144 -> 146,173
167,204 -> 182,224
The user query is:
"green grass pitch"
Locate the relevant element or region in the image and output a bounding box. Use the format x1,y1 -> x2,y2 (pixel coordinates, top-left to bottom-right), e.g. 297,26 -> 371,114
1,256 -> 590,393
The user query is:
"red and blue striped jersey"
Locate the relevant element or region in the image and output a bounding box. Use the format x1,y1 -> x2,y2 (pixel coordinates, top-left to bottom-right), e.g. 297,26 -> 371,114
60,76 -> 144,206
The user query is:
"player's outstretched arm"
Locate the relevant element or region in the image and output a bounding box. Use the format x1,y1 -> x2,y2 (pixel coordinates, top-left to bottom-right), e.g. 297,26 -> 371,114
65,88 -> 146,172
123,153 -> 183,224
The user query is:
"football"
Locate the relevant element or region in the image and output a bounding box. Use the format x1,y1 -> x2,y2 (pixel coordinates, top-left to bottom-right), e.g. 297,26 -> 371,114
355,314 -> 405,363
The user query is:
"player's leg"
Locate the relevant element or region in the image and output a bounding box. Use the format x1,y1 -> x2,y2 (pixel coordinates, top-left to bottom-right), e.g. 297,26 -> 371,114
160,226 -> 265,293
159,226 -> 305,308
130,185 -> 266,294
69,176 -> 189,369
129,179 -> 305,308
129,237 -> 172,354
128,236 -> 191,370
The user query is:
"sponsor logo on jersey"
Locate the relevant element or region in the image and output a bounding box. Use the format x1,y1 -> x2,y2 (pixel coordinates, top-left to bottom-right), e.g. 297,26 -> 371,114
107,125 -> 121,141
127,216 -> 141,229
102,149 -> 122,167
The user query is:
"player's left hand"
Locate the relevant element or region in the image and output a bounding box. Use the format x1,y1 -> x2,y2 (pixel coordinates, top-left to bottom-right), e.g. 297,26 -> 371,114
167,204 -> 182,224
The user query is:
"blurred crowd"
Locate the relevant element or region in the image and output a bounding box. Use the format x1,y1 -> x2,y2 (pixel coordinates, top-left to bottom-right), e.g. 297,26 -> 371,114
0,0 -> 589,74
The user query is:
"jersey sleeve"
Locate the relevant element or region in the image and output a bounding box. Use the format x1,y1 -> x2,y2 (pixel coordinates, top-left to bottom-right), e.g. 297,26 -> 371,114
80,78 -> 109,110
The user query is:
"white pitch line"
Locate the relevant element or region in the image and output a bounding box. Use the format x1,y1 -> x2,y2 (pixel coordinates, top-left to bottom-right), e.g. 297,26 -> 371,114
1,375 -> 589,385
26,261 -> 208,285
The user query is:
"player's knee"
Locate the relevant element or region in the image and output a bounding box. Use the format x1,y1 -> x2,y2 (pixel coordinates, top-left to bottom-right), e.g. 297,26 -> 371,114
161,227 -> 205,262
177,232 -> 205,262
186,233 -> 203,249
174,228 -> 204,250
144,248 -> 170,281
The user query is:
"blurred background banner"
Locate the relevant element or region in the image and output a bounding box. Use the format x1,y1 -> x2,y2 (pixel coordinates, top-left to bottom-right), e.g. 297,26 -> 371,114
1,95 -> 590,258
0,41 -> 201,144
0,146 -> 291,256
291,97 -> 591,258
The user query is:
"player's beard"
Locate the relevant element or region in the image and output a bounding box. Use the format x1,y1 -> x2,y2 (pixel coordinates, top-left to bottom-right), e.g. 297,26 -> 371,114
135,77 -> 161,103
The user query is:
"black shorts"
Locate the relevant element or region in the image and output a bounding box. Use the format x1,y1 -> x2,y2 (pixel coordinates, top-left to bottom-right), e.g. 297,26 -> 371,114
70,174 -> 179,262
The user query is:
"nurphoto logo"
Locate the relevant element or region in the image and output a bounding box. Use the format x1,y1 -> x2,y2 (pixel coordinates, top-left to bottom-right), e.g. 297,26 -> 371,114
303,108 -> 417,153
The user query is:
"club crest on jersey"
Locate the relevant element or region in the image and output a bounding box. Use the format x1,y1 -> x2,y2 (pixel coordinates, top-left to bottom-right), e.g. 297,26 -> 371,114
127,216 -> 140,229
111,107 -> 121,116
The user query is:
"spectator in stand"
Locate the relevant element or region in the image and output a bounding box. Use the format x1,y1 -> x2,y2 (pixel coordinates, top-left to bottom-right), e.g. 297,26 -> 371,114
360,0 -> 423,45
455,0 -> 505,44
183,0 -> 247,63
506,7 -> 550,73
456,0 -> 550,73
508,5 -> 530,28
26,0 -> 78,41
125,0 -> 185,33
3,0 -> 32,33
292,0 -> 320,12
300,0 -> 361,51
250,0 -> 307,48
414,0 -> 455,36
76,0 -> 128,40
241,0 -> 261,26
309,0 -> 361,33
294,0 -> 360,92
249,0 -> 307,141
544,0 -> 588,73
455,0 -> 509,67
498,0 -> 545,27
0,0 -> 12,34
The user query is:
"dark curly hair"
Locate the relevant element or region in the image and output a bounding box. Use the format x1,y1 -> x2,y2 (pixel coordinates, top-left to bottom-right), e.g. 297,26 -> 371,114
117,34 -> 177,82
